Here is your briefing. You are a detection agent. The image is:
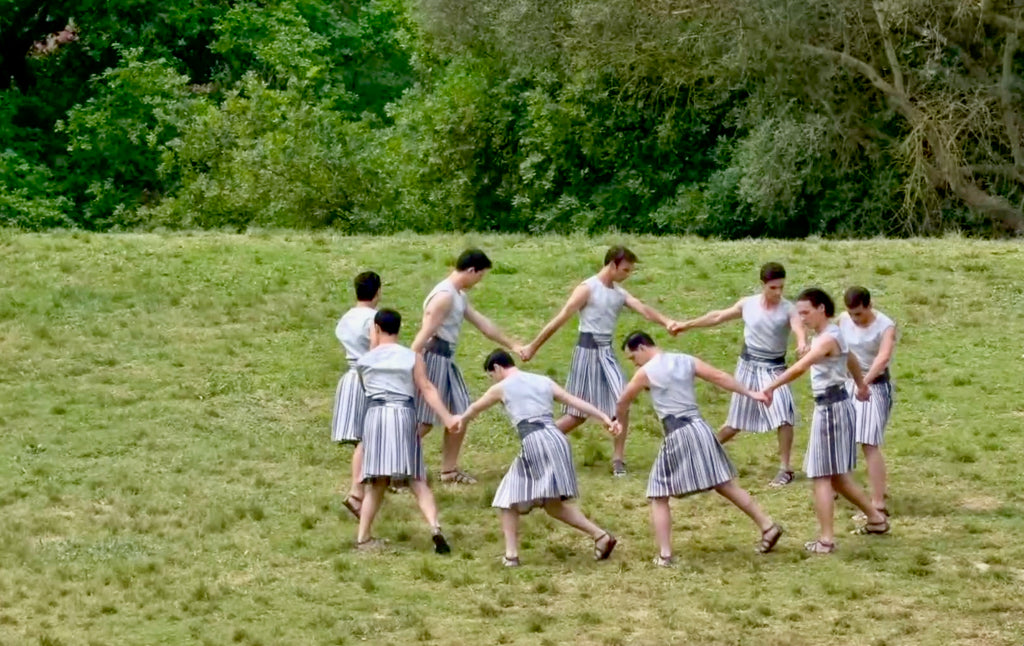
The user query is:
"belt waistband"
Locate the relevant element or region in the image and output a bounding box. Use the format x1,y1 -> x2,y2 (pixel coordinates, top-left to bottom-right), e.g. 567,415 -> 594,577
577,332 -> 612,349
814,385 -> 848,406
661,415 -> 696,435
516,417 -> 553,440
740,344 -> 786,366
424,336 -> 454,358
870,368 -> 891,385
367,396 -> 414,409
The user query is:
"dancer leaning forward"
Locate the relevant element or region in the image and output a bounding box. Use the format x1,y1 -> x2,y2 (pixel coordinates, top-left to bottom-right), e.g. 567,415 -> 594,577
615,331 -> 784,567
761,288 -> 890,555
454,350 -> 621,567
355,309 -> 459,554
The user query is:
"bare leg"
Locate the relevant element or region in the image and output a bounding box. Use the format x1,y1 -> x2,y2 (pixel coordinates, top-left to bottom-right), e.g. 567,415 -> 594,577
714,481 -> 774,532
542,500 -> 604,538
777,423 -> 794,470
717,425 -> 740,444
555,415 -> 586,435
860,444 -> 887,509
357,480 -> 387,543
407,479 -> 440,530
831,473 -> 887,524
612,421 -> 628,462
440,428 -> 466,474
650,497 -> 672,558
348,443 -> 365,500
812,477 -> 835,544
500,510 -> 520,559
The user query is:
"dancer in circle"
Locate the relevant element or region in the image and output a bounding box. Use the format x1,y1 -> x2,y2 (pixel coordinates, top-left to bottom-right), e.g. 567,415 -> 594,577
615,331 -> 784,567
411,249 -> 523,485
671,262 -> 808,487
521,246 -> 682,477
331,271 -> 380,519
760,288 -> 889,554
454,350 -> 620,566
838,286 -> 897,519
356,309 -> 458,553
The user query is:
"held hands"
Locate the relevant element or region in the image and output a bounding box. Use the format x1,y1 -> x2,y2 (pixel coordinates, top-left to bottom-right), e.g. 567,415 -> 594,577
855,383 -> 871,402
668,320 -> 689,336
518,343 -> 536,362
604,417 -> 623,436
797,342 -> 810,357
445,414 -> 464,434
755,389 -> 774,407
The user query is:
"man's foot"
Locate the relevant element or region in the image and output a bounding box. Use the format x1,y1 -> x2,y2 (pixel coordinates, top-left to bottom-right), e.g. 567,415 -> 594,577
355,537 -> 387,552
594,532 -> 618,560
803,539 -> 835,554
652,555 -> 675,568
756,524 -> 784,554
501,555 -> 520,567
851,518 -> 890,535
768,469 -> 795,488
611,459 -> 628,477
432,530 -> 452,554
440,469 -> 477,485
342,495 -> 362,520
852,506 -> 889,522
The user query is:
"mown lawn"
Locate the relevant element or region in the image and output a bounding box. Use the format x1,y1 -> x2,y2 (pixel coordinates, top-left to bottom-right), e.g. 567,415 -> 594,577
1,231 -> 1022,646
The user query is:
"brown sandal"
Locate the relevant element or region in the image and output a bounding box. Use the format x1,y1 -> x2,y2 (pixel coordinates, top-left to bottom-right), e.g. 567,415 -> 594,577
804,539 -> 835,554
440,469 -> 477,485
342,495 -> 362,520
594,533 -> 617,560
852,518 -> 890,535
756,524 -> 783,554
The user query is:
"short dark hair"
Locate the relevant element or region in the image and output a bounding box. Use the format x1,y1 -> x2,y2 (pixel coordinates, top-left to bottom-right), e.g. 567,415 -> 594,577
622,330 -> 656,351
844,286 -> 871,309
797,288 -> 835,317
760,262 -> 786,283
604,246 -> 638,266
354,271 -> 381,301
483,349 -> 515,372
374,308 -> 401,335
455,249 -> 492,272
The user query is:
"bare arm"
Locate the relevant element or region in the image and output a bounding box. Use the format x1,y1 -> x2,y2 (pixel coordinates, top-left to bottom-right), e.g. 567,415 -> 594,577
790,309 -> 809,355
527,283 -> 590,355
551,382 -> 615,430
623,292 -> 677,330
693,358 -> 768,403
765,335 -> 838,392
862,326 -> 897,384
411,291 -> 453,353
413,355 -> 454,428
673,299 -> 744,334
454,383 -> 505,433
464,303 -> 519,351
614,368 -> 650,432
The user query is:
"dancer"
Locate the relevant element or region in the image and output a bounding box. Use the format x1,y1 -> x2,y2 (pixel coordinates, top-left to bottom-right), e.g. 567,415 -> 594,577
671,262 -> 807,487
761,288 -> 889,554
521,246 -> 682,476
411,249 -> 523,485
356,309 -> 458,553
838,286 -> 897,519
454,350 -> 620,566
331,271 -> 380,519
615,331 -> 784,567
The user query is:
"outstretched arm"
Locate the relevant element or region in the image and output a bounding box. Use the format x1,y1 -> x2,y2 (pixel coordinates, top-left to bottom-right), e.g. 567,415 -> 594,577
464,303 -> 520,352
863,326 -> 897,384
623,292 -> 678,331
524,283 -> 590,359
672,299 -> 744,335
411,291 -> 453,354
764,335 -> 837,393
453,383 -> 505,434
614,368 -> 650,434
551,382 -> 619,434
693,358 -> 769,404
413,355 -> 455,429
790,309 -> 809,356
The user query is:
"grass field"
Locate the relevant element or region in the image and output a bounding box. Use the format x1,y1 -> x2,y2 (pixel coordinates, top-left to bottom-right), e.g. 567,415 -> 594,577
1,231 -> 1023,646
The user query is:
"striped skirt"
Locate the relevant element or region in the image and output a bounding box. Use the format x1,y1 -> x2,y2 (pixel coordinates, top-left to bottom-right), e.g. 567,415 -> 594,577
847,379 -> 894,446
646,417 -> 737,499
563,336 -> 625,418
361,402 -> 426,484
415,350 -> 471,426
803,397 -> 857,478
492,421 -> 579,513
724,357 -> 795,432
330,368 -> 367,444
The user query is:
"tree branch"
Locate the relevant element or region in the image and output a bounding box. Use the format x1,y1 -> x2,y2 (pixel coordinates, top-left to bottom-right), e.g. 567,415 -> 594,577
873,1 -> 905,95
981,0 -> 1024,32
998,32 -> 1024,168
800,44 -> 921,121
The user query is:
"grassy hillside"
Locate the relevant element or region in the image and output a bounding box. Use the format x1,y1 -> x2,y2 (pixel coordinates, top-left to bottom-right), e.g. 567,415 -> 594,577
1,231 -> 1022,645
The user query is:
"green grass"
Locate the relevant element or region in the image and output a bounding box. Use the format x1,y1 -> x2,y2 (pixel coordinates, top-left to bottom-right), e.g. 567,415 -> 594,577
1,231 -> 1023,645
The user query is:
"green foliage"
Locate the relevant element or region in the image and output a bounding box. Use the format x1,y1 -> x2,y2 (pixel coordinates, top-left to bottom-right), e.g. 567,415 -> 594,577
0,150 -> 73,229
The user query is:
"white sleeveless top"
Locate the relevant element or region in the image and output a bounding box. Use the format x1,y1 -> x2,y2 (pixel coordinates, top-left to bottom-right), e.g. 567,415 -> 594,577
335,305 -> 376,363
810,323 -> 849,395
578,275 -> 628,335
501,371 -> 556,425
357,343 -> 417,400
423,279 -> 467,347
644,352 -> 700,419
837,311 -> 895,372
741,296 -> 794,359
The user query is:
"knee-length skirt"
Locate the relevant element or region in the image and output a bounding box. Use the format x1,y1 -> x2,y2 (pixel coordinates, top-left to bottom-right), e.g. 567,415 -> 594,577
647,417 -> 737,498
724,357 -> 795,432
493,423 -> 579,513
331,368 -> 366,444
361,404 -> 426,484
415,350 -> 470,426
563,342 -> 625,418
847,380 -> 894,447
803,398 -> 857,478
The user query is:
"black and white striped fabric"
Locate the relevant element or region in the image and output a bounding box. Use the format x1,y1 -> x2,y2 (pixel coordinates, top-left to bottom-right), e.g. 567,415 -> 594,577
361,401 -> 426,484
646,417 -> 737,498
848,380 -> 894,447
803,399 -> 857,478
492,418 -> 579,513
724,357 -> 795,432
415,349 -> 470,426
331,368 -> 367,444
563,335 -> 625,418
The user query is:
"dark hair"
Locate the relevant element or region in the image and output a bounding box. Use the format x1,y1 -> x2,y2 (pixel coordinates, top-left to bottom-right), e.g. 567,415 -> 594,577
455,249 -> 492,272
621,330 -> 656,351
760,262 -> 786,283
604,246 -> 638,266
374,308 -> 402,335
796,288 -> 835,317
844,286 -> 871,309
483,349 -> 515,372
354,271 -> 381,301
